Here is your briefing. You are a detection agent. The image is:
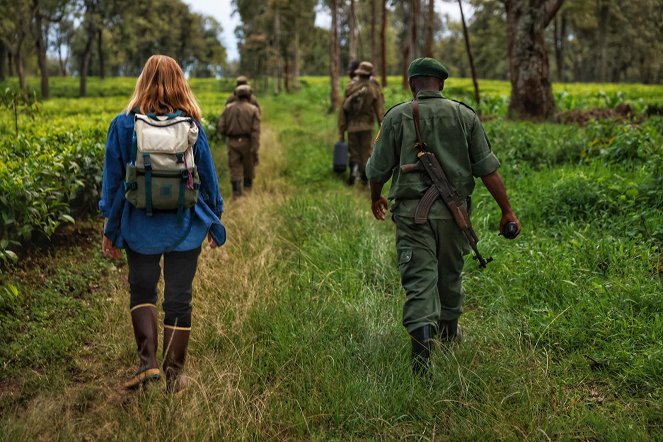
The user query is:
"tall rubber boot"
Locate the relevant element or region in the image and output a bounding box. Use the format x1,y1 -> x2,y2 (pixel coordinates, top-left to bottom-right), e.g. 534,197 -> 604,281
231,180 -> 242,199
438,318 -> 463,343
122,304 -> 161,390
163,326 -> 191,393
347,162 -> 359,186
243,178 -> 253,192
410,325 -> 433,377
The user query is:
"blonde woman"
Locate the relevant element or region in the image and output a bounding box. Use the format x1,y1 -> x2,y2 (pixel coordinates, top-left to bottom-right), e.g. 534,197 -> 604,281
99,55 -> 226,392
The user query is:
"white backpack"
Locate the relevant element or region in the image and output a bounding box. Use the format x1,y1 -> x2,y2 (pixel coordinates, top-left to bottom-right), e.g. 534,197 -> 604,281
124,111 -> 200,225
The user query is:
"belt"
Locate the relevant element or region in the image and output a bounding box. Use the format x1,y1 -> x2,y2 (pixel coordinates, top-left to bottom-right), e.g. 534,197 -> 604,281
228,134 -> 250,139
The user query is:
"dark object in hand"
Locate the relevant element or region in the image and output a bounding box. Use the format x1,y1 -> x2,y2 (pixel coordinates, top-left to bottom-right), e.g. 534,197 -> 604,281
502,222 -> 519,239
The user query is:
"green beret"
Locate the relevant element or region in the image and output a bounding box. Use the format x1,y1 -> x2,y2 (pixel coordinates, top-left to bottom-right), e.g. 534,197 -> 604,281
408,57 -> 449,80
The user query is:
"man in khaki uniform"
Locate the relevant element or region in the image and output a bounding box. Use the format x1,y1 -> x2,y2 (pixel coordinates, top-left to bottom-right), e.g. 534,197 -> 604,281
225,75 -> 260,111
217,84 -> 261,198
338,61 -> 384,185
367,57 -> 520,376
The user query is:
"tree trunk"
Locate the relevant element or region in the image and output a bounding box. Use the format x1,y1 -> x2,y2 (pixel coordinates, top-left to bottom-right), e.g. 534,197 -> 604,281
411,0 -> 419,59
553,12 -> 566,81
425,0 -> 434,57
97,28 -> 105,79
349,0 -> 358,61
293,30 -> 300,90
284,51 -> 290,93
80,24 -> 96,97
7,50 -> 14,77
380,0 -> 387,87
33,4 -> 50,100
370,0 -> 377,64
273,6 -> 281,94
401,43 -> 409,90
0,42 -> 6,82
15,47 -> 27,98
597,1 -> 610,83
505,0 -> 563,120
458,0 -> 480,109
330,0 -> 340,110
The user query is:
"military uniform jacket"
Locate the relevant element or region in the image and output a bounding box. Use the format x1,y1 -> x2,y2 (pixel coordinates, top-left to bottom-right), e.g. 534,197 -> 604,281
226,94 -> 260,112
366,90 -> 500,219
217,100 -> 261,152
338,77 -> 384,136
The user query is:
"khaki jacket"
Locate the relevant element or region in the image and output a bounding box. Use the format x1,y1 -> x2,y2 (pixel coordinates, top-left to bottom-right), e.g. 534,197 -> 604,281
226,94 -> 260,112
218,100 -> 261,152
338,77 -> 384,136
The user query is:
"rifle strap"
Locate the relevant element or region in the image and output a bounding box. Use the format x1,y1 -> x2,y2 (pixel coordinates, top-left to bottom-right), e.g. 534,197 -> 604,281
411,99 -> 425,149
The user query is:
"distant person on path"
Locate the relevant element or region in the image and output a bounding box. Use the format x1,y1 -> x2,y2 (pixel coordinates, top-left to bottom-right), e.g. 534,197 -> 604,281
99,55 -> 226,392
366,57 -> 520,376
225,75 -> 260,112
338,61 -> 384,185
218,84 -> 261,198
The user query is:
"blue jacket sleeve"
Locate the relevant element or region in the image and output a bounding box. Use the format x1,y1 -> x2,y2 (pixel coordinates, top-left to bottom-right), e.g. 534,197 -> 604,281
195,123 -> 224,218
99,118 -> 124,218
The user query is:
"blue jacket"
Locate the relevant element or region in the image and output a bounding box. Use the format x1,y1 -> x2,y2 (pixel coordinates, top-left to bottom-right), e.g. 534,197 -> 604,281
99,112 -> 226,254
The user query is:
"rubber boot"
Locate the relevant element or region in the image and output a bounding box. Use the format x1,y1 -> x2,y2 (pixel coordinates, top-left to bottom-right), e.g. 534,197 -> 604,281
438,319 -> 463,344
163,326 -> 191,393
347,162 -> 359,186
122,305 -> 161,390
410,325 -> 433,377
231,180 -> 242,199
243,178 -> 253,193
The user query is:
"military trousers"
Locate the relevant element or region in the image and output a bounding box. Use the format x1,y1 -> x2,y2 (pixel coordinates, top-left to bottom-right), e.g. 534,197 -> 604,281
348,130 -> 373,172
228,136 -> 256,181
393,214 -> 469,333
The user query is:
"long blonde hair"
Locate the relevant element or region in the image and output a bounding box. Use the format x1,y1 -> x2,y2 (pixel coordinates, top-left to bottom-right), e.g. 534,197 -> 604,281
126,55 -> 202,121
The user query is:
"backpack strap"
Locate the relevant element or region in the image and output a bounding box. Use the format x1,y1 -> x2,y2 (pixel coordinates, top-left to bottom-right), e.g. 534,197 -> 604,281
143,152 -> 153,216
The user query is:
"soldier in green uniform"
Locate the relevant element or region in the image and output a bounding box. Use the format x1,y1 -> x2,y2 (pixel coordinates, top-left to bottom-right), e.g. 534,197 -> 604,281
338,61 -> 384,185
226,75 -> 260,111
366,57 -> 521,375
218,84 -> 261,198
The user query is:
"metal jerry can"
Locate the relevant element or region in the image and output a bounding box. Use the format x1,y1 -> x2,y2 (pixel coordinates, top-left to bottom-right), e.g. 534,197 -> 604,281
333,140 -> 348,173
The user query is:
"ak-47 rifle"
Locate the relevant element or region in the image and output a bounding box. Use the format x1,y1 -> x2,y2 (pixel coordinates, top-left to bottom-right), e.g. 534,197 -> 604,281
400,99 -> 493,268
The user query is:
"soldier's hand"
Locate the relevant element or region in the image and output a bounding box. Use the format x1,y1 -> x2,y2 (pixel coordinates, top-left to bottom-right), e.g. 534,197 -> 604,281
499,211 -> 521,239
371,196 -> 389,221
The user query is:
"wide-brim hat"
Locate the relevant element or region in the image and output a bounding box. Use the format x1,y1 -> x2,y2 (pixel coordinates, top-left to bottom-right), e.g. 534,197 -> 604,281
236,75 -> 249,85
355,61 -> 374,76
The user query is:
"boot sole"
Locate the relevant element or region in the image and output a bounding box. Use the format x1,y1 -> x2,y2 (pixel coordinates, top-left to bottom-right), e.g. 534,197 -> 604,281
122,368 -> 162,390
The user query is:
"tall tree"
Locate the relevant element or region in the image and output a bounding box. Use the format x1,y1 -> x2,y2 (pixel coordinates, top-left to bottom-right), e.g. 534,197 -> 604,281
31,0 -> 67,99
330,0 -> 340,110
348,0 -> 358,61
504,0 -> 564,120
370,0 -> 376,64
424,0 -> 434,57
458,0 -> 480,109
0,41 -> 6,81
380,0 -> 387,86
79,0 -> 98,97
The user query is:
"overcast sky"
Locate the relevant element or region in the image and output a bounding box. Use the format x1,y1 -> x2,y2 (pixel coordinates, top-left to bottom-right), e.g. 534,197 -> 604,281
184,0 -> 474,62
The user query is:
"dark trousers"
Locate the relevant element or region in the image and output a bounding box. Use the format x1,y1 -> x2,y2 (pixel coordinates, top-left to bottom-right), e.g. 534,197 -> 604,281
126,247 -> 202,328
